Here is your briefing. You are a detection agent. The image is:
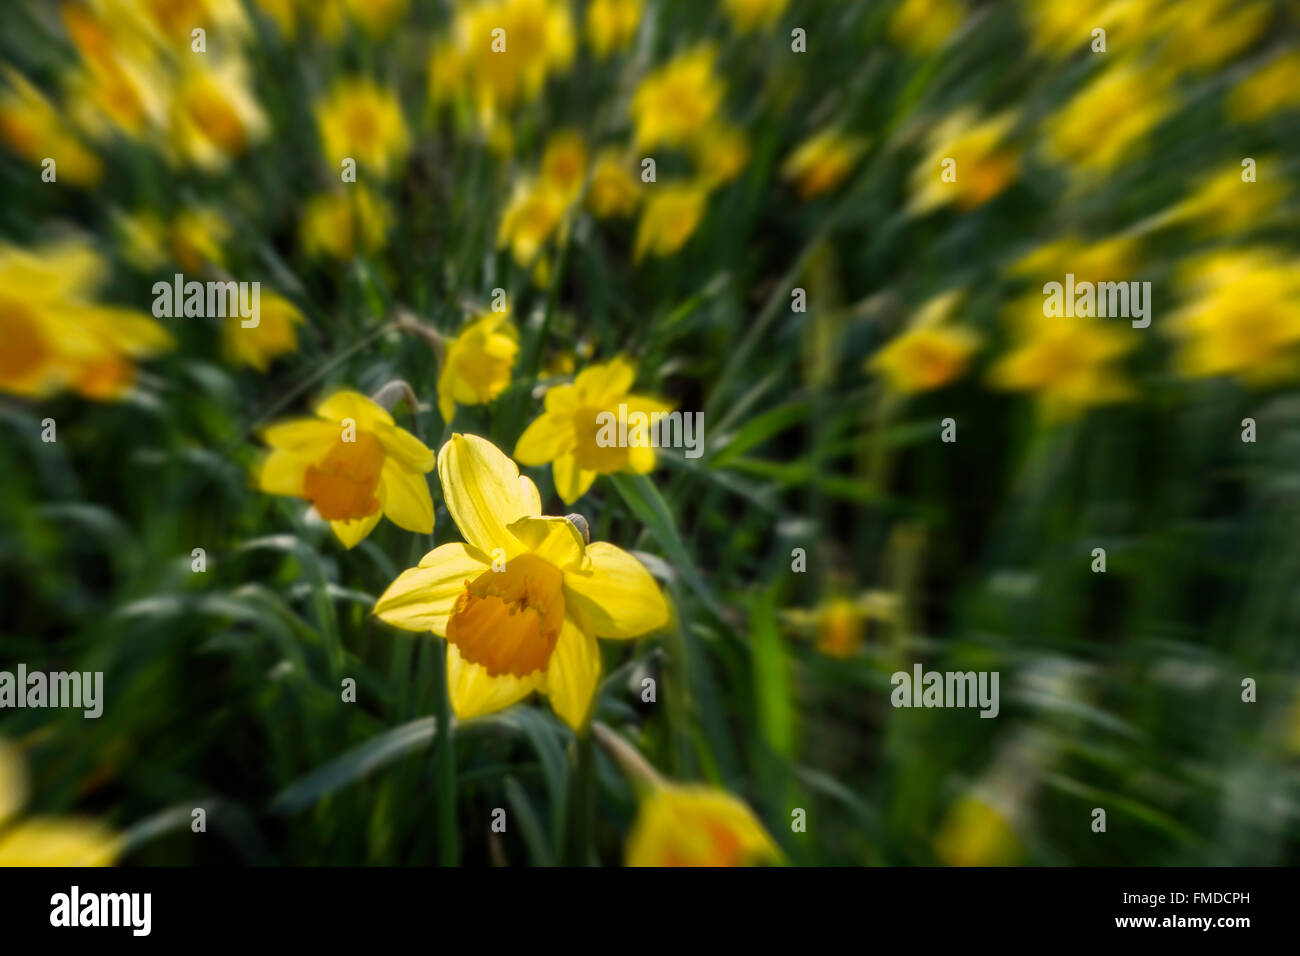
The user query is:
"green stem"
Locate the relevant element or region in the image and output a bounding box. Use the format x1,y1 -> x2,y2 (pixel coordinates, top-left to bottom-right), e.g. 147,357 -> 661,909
430,640 -> 459,865
569,730 -> 595,866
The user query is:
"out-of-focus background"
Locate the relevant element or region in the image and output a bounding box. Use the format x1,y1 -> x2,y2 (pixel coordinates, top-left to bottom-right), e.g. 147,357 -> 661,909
1,0 -> 1298,866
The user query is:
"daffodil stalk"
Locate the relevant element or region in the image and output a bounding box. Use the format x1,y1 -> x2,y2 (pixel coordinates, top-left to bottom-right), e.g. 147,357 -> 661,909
369,378 -> 419,415
591,721 -> 665,794
396,310 -> 444,367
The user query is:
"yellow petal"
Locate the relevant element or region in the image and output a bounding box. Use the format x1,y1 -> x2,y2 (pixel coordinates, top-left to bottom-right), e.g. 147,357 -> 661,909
374,543 -> 488,634
507,515 -> 589,570
545,617 -> 602,730
258,449 -> 309,496
564,541 -> 670,639
553,452 -> 597,505
261,418 -> 338,453
627,440 -> 656,474
380,459 -> 434,533
514,412 -> 575,465
330,509 -> 382,548
375,422 -> 436,472
437,433 -> 541,556
575,356 -> 636,405
0,817 -> 122,866
446,642 -> 543,720
315,389 -> 394,430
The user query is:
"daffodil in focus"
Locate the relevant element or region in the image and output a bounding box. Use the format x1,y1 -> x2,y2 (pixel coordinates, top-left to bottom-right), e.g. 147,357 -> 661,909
891,0 -> 965,54
437,310 -> 519,423
169,57 -> 267,170
1166,249 -> 1300,386
515,356 -> 671,503
587,150 -> 642,218
0,239 -> 173,401
497,179 -> 568,267
0,69 -> 102,187
1228,50 -> 1300,123
0,740 -> 121,866
1044,63 -> 1169,175
374,433 -> 670,729
627,783 -> 780,866
301,186 -> 392,261
224,292 -> 305,372
909,109 -> 1019,214
634,183 -> 708,261
722,0 -> 789,33
934,794 -> 1023,867
988,308 -> 1135,421
869,292 -> 980,394
781,127 -> 868,200
258,391 -> 436,547
315,77 -> 410,178
631,45 -> 723,150
586,0 -> 641,58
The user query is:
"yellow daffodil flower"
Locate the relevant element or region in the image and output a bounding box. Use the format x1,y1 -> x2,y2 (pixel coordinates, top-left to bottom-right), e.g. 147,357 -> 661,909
1166,160 -> 1284,237
781,127 -> 868,200
891,0 -> 965,54
539,130 -> 588,205
497,178 -> 568,267
224,292 -> 305,372
0,69 -> 102,187
934,794 -> 1023,866
586,0 -> 641,58
374,433 -> 670,729
587,150 -> 642,218
300,186 -> 392,261
1017,0 -> 1153,59
1011,234 -> 1140,286
341,0 -> 409,36
693,122 -> 750,188
59,5 -> 168,142
1044,63 -> 1170,176
169,56 -> 267,171
315,77 -> 410,178
0,740 -> 121,866
722,0 -> 789,34
1166,248 -> 1300,386
1228,50 -> 1300,123
634,182 -> 708,261
627,783 -> 780,866
909,109 -> 1019,214
258,390 -> 436,548
170,205 -> 231,273
631,45 -> 723,150
869,292 -> 980,394
1150,0 -> 1269,75
515,356 -> 672,503
437,310 -> 519,423
0,239 -> 172,401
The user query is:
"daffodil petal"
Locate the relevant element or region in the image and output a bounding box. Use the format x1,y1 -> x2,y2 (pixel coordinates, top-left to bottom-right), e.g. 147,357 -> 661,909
575,356 -> 635,405
564,541 -> 670,639
446,642 -> 543,719
553,453 -> 597,505
315,389 -> 394,430
373,543 -> 487,634
437,433 -> 541,556
545,617 -> 602,730
514,412 -> 574,465
375,422 -> 435,472
330,510 -> 382,548
261,418 -> 338,453
0,818 -> 122,866
380,459 -> 435,533
543,383 -> 580,415
627,440 -> 656,475
508,515 -> 588,570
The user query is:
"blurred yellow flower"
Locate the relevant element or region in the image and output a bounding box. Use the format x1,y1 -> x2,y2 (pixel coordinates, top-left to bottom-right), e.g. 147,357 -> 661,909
627,784 -> 780,866
428,38 -> 467,104
1151,0 -> 1269,75
170,205 -> 231,272
170,57 -> 267,170
910,109 -> 1018,214
252,0 -> 298,36
869,292 -> 980,394
59,5 -> 168,142
782,127 -> 868,200
224,292 -> 305,373
515,356 -> 672,503
1044,63 -> 1170,175
722,0 -> 790,33
0,740 -> 121,866
1228,50 -> 1300,123
1017,0 -> 1152,59
631,45 -> 724,150
891,0 -> 965,54
130,0 -> 250,45
0,239 -> 173,401
114,208 -> 169,271
587,149 -> 642,218
693,122 -> 750,188
934,795 -> 1023,866
341,0 -> 408,36
450,0 -> 575,122
1167,160 -> 1284,236
301,186 -> 392,261
634,182 -> 708,261
539,130 -> 588,205
0,69 -> 102,186
988,308 -> 1135,420
259,390 -> 436,548
586,0 -> 641,58
375,433 -> 670,729
497,178 -> 568,267
437,310 -> 520,422
807,591 -> 899,658
1167,248 -> 1300,386
1011,234 -> 1140,286
315,77 -> 409,178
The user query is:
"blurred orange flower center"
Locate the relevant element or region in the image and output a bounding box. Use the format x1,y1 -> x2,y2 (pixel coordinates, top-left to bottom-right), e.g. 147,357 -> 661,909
0,303 -> 50,381
447,554 -> 565,677
303,432 -> 385,521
